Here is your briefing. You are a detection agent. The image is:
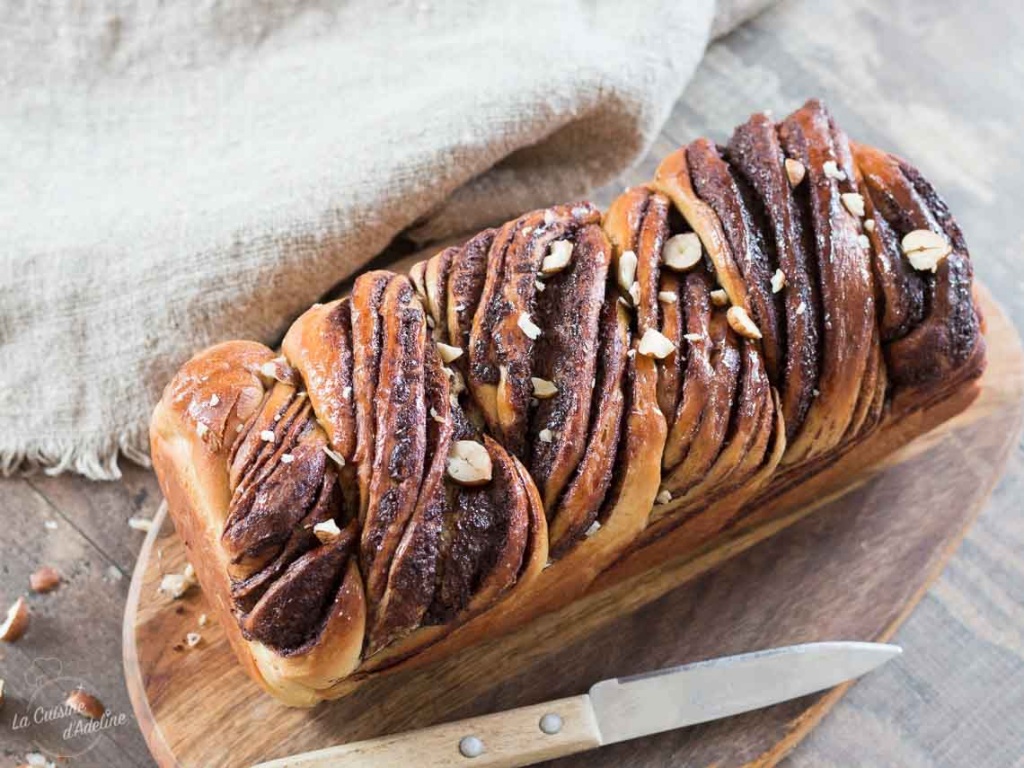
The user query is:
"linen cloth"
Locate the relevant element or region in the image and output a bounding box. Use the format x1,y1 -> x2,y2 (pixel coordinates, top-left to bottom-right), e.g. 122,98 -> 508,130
0,0 -> 770,479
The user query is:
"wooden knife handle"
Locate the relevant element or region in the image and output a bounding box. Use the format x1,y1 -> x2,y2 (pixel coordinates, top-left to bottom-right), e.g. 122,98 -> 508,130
251,694 -> 602,768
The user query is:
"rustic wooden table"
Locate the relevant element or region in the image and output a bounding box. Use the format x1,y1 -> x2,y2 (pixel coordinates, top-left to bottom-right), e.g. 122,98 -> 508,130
3,0 -> 1023,765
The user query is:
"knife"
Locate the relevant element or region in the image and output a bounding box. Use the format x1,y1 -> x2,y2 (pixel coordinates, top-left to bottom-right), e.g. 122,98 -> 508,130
252,641 -> 900,768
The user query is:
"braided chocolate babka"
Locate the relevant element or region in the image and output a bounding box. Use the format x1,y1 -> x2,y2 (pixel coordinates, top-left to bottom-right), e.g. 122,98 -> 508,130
150,100 -> 986,706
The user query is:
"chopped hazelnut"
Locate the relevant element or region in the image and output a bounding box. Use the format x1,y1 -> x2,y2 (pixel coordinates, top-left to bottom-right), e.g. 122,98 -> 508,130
727,306 -> 763,340
784,158 -> 806,186
901,229 -> 951,272
637,329 -> 676,359
841,192 -> 865,218
29,567 -> 61,594
661,232 -> 702,271
628,282 -> 641,307
323,445 -> 346,467
436,342 -> 464,363
541,240 -> 574,274
65,689 -> 105,720
823,160 -> 847,181
770,268 -> 786,294
446,440 -> 493,486
0,597 -> 29,642
617,250 -> 638,292
128,516 -> 154,532
531,377 -> 558,399
517,312 -> 542,340
312,519 -> 342,543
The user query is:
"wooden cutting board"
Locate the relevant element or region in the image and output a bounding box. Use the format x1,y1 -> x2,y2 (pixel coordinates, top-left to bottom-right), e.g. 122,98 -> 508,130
123,285 -> 1024,768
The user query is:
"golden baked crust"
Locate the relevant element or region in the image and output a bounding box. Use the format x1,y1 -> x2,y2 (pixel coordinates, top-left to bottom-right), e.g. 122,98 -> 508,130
150,99 -> 986,706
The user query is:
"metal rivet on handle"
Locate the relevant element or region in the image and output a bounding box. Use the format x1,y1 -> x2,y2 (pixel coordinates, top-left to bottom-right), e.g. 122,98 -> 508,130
459,735 -> 484,758
539,713 -> 563,735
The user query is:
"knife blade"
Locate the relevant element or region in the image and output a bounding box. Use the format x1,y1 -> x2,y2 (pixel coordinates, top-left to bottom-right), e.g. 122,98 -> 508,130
252,641 -> 901,768
589,640 -> 901,744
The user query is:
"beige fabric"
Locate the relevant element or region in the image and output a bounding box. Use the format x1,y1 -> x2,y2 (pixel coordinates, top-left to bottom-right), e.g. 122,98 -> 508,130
0,0 -> 770,480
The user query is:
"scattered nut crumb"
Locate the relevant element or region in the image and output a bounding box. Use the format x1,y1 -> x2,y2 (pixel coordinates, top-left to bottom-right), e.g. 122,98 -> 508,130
538,428 -> 554,443
429,406 -> 445,423
584,520 -> 602,538
280,453 -> 294,464
683,333 -> 704,343
709,289 -> 729,307
617,250 -> 638,292
0,597 -> 29,642
727,306 -> 763,340
29,566 -> 61,594
446,440 -> 493,486
436,342 -> 464,363
858,234 -> 871,250
208,394 -> 220,407
770,268 -> 786,294
655,489 -> 672,505
661,232 -> 702,271
44,520 -> 58,531
901,229 -> 951,272
323,445 -> 346,467
195,422 -> 209,439
259,430 -> 275,442
637,328 -> 675,359
128,516 -> 154,532
198,613 -> 208,627
784,158 -> 806,187
864,218 -> 876,232
517,312 -> 542,340
66,689 -> 105,720
535,280 -> 546,292
658,290 -> 678,303
23,753 -> 55,768
312,519 -> 342,544
795,301 -> 807,316
543,210 -> 556,226
186,632 -> 202,649
541,240 -> 574,274
822,160 -> 847,181
841,192 -> 865,218
159,565 -> 197,600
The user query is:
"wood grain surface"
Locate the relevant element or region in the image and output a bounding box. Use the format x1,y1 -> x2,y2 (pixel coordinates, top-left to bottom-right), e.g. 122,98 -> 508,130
3,0 -> 1024,765
120,285 -> 1022,768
